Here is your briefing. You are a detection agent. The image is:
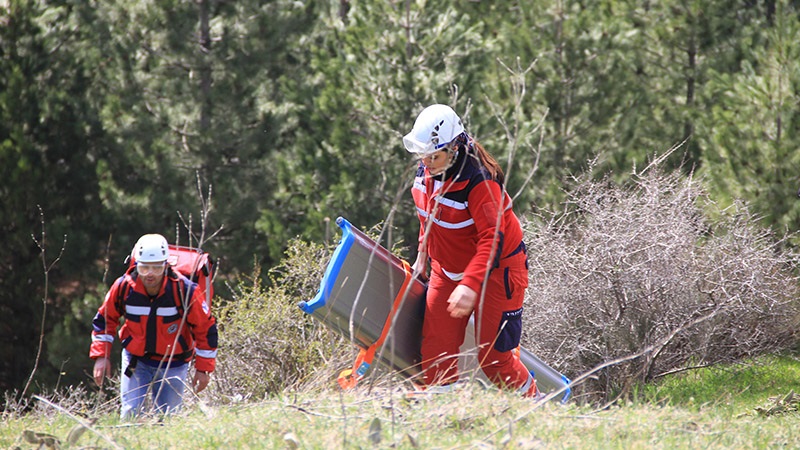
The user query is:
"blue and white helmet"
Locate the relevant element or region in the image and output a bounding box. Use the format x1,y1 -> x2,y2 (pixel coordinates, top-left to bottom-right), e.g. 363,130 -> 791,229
403,104 -> 464,156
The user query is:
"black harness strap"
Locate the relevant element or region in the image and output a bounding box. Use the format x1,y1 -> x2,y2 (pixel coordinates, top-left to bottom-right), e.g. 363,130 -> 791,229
144,293 -> 159,356
121,268 -> 194,377
124,356 -> 138,377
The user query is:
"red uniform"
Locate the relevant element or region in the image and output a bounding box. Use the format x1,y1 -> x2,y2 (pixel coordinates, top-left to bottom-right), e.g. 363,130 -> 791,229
412,149 -> 530,388
90,268 -> 218,372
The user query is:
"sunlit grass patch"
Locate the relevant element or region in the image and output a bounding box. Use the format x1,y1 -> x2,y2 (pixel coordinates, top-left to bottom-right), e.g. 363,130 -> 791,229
640,354 -> 800,414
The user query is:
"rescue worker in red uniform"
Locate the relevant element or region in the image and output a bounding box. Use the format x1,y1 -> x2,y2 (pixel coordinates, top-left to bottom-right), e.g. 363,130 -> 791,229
90,234 -> 218,418
403,104 -> 540,397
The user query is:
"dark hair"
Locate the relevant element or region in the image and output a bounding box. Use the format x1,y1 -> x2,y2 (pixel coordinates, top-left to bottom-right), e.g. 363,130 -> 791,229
454,134 -> 504,184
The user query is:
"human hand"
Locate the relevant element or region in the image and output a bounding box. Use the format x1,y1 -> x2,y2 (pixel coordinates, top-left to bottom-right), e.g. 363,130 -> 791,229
411,253 -> 428,281
446,285 -> 477,318
193,370 -> 211,393
93,357 -> 112,386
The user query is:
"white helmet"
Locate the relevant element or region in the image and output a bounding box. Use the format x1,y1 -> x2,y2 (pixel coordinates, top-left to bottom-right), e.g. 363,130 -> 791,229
132,234 -> 170,263
403,104 -> 464,155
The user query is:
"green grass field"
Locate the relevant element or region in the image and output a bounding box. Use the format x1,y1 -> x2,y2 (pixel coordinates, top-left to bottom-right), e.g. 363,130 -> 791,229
3,354 -> 799,449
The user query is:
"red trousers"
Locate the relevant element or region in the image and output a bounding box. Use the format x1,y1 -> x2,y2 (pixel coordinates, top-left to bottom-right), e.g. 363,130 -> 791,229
421,250 -> 530,389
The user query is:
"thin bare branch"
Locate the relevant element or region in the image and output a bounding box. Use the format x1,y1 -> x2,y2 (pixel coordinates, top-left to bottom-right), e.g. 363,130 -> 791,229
21,206 -> 67,399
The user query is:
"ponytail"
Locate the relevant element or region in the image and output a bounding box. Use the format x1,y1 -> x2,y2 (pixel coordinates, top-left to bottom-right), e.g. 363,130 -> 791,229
469,139 -> 505,185
450,133 -> 505,184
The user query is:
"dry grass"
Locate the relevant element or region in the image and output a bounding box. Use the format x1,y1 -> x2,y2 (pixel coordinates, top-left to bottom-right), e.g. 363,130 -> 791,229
3,377 -> 799,449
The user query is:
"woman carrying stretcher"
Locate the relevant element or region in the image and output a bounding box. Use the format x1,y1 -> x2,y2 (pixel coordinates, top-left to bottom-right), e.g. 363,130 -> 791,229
402,104 -> 541,398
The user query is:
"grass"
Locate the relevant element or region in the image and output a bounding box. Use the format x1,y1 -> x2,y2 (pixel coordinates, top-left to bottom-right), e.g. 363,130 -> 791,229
2,355 -> 800,449
638,354 -> 800,414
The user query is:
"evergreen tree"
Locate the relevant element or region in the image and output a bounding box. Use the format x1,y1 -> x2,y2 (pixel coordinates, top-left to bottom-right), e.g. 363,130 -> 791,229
0,0 -> 109,394
699,0 -> 800,232
261,0 -> 503,255
84,0 -> 318,270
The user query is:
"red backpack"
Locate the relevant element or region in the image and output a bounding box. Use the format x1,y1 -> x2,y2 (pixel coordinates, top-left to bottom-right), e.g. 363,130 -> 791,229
126,244 -> 215,307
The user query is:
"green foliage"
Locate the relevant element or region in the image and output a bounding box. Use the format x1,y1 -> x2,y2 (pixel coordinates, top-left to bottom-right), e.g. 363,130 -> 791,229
698,0 -> 800,233
258,0 -> 509,256
0,0 -> 110,395
211,238 -> 352,402
640,355 -> 800,414
81,0 -> 321,270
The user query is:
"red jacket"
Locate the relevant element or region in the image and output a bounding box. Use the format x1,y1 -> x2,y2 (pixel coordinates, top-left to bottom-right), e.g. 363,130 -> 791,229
90,268 -> 218,372
411,149 -> 524,293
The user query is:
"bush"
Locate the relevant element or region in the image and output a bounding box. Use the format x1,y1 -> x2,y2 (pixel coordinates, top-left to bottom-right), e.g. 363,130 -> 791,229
210,239 -> 353,404
522,164 -> 800,404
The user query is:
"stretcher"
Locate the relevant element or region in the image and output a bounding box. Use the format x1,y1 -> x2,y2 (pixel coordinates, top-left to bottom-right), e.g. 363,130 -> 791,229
298,217 -> 571,403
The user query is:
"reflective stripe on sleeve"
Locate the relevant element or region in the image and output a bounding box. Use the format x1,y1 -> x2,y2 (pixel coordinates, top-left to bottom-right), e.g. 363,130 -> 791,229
196,349 -> 217,359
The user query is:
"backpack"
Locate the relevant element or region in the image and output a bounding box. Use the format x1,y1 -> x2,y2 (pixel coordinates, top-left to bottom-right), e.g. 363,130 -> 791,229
124,244 -> 215,307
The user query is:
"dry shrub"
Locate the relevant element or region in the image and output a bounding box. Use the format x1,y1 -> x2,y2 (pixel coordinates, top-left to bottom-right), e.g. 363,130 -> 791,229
522,164 -> 800,404
2,383 -> 115,420
210,239 -> 352,404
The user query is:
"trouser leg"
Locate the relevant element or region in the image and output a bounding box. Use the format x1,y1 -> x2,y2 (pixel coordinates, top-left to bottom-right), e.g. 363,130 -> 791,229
152,363 -> 188,415
420,270 -> 469,386
120,349 -> 151,419
475,253 -> 530,390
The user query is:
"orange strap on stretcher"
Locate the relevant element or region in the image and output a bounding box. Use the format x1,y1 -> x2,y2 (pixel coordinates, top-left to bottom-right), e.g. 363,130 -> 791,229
337,260 -> 414,389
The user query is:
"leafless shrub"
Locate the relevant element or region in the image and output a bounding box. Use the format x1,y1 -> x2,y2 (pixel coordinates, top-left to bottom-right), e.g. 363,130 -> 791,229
2,383 -> 115,420
522,162 -> 800,404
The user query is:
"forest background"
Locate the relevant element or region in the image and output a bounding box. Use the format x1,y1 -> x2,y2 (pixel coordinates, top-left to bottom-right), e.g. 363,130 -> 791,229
2,0 -> 800,398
